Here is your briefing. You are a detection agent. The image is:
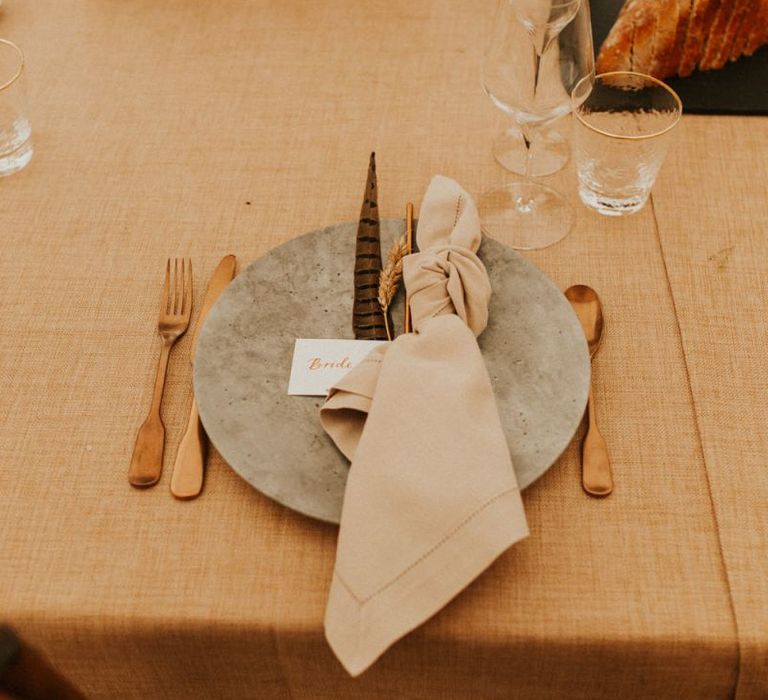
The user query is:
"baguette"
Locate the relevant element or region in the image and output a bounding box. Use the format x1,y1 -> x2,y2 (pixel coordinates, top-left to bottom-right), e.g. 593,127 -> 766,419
679,0 -> 722,76
724,0 -> 754,63
699,2 -> 736,70
631,1 -> 659,73
745,0 -> 768,55
595,0 -> 638,72
652,0 -> 682,76
596,0 -> 768,79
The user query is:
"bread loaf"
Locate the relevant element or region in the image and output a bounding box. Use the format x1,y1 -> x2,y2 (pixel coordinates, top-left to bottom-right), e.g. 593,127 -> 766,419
596,0 -> 768,79
654,0 -> 682,77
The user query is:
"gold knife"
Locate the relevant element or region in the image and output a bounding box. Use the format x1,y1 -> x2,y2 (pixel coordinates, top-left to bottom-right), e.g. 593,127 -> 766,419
170,255 -> 237,500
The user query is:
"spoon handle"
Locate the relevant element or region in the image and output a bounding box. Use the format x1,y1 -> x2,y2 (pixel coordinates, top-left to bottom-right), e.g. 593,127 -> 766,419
582,386 -> 613,497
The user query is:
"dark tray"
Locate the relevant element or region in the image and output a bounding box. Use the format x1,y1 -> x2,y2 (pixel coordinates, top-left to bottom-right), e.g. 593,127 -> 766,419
591,0 -> 768,115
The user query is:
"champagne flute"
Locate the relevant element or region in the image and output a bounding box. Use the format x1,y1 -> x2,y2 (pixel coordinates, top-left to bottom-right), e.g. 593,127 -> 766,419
481,0 -> 594,250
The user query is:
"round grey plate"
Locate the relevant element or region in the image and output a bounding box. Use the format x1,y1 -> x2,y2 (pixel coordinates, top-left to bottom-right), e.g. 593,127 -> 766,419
195,219 -> 590,524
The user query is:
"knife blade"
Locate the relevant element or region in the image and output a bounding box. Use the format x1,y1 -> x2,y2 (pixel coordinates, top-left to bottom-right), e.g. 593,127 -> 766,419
170,254 -> 237,499
189,254 -> 237,365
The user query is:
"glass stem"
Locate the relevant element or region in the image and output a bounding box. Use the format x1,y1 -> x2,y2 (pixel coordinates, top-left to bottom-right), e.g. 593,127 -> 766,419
516,123 -> 536,214
514,33 -> 548,214
521,124 -> 534,180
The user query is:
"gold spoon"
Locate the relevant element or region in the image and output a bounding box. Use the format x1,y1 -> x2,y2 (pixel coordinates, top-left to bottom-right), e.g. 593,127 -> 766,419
565,285 -> 613,497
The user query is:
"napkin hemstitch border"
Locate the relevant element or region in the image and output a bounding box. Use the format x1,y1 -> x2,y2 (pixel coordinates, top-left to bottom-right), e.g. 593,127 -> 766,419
333,484 -> 523,606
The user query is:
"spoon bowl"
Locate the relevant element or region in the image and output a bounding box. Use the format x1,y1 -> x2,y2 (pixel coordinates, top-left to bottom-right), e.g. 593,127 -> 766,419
565,284 -> 604,358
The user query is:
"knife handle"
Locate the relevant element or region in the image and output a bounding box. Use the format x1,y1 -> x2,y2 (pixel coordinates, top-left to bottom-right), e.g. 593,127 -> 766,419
582,386 -> 613,497
170,398 -> 207,499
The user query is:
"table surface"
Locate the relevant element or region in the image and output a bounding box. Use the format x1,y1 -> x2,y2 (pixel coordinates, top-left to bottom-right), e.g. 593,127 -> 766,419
1,1 -> 766,699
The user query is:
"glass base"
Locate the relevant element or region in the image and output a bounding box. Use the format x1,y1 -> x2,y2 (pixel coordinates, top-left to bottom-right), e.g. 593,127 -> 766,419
0,139 -> 33,176
493,127 -> 568,177
480,182 -> 574,250
578,185 -> 649,216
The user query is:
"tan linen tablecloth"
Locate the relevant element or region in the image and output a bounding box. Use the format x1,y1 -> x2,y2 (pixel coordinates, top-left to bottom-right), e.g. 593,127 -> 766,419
0,1 -> 765,698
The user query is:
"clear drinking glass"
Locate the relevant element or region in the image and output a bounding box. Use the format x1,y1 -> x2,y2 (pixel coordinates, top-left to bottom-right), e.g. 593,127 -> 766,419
481,0 -> 595,250
571,71 -> 681,216
0,39 -> 32,176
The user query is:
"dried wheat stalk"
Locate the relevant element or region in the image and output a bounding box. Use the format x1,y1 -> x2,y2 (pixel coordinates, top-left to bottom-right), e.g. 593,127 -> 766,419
377,235 -> 409,340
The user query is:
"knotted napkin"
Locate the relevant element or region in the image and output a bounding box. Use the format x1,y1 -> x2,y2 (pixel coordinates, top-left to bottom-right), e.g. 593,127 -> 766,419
320,175 -> 529,676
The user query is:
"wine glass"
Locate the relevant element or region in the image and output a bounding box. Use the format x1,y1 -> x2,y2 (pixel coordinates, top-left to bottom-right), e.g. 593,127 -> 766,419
493,123 -> 569,178
480,0 -> 595,250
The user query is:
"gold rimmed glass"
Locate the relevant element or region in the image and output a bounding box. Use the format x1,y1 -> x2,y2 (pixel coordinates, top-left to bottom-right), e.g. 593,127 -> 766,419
0,39 -> 33,176
571,71 -> 682,216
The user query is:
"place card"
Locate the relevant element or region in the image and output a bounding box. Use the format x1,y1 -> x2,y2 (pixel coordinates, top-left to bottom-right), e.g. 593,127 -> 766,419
288,338 -> 386,396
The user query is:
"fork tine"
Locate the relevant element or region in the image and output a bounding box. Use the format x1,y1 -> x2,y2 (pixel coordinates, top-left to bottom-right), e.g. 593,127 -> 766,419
175,257 -> 181,315
184,258 -> 193,317
161,258 -> 170,316
179,258 -> 186,316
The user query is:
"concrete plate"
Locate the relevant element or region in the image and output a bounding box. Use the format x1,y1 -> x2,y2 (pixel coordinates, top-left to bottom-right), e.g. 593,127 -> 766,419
195,218 -> 590,523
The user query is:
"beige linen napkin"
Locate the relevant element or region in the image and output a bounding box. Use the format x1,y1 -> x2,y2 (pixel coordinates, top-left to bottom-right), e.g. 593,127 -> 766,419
320,175 -> 529,676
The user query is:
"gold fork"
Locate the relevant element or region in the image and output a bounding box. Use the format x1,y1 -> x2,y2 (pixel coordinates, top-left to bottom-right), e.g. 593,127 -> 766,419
128,258 -> 193,488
